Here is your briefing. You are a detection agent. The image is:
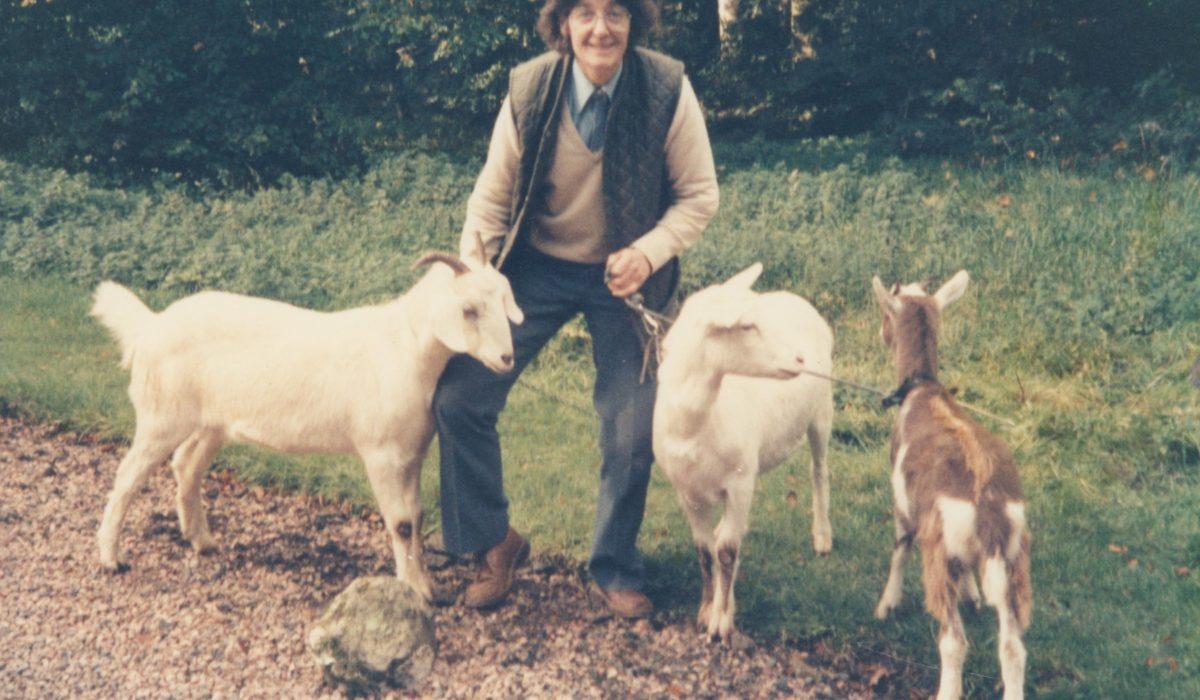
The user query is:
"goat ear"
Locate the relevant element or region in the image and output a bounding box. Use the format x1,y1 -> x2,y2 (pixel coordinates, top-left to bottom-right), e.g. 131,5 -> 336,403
933,270 -> 970,310
706,298 -> 751,330
723,262 -> 763,290
872,275 -> 901,315
470,231 -> 489,269
503,290 -> 524,325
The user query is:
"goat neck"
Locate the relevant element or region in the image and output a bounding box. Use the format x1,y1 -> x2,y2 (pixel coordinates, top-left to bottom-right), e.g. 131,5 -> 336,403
397,268 -> 458,383
891,297 -> 940,387
656,340 -> 726,437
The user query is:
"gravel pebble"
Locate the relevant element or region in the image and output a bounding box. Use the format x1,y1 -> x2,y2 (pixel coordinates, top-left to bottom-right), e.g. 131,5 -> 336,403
0,414 -> 879,698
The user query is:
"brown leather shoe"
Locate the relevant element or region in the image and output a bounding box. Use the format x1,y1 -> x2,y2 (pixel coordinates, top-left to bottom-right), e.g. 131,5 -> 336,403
463,526 -> 529,609
588,582 -> 654,619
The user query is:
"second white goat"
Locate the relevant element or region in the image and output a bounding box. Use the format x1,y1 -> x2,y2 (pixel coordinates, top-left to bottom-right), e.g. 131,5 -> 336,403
90,238 -> 522,601
653,263 -> 834,640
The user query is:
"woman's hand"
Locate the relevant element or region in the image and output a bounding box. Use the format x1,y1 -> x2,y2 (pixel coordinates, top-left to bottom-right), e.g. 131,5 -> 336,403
605,247 -> 652,298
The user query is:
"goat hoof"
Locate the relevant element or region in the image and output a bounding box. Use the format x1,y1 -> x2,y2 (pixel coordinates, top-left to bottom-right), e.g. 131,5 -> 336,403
708,628 -> 739,645
729,631 -> 754,652
101,561 -> 130,575
191,539 -> 219,555
812,535 -> 832,555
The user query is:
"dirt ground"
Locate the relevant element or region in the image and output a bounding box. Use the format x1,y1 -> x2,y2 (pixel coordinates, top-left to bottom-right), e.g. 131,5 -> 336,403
0,414 -> 909,699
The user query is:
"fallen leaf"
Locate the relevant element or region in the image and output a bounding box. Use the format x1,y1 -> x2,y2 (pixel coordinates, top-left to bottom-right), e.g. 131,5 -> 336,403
1174,567 -> 1190,578
1167,657 -> 1178,673
785,490 -> 798,507
997,194 -> 1012,208
1108,543 -> 1128,555
866,663 -> 891,686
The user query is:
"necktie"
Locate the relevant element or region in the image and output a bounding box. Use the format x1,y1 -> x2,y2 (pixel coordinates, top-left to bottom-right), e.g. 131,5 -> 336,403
581,90 -> 610,152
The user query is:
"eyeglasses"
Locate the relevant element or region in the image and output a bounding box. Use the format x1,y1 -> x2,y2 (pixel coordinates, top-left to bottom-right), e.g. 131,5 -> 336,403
569,5 -> 631,29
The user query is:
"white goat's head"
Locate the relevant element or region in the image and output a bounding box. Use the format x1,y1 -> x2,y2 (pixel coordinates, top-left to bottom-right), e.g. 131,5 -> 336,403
413,233 -> 523,373
666,262 -> 806,379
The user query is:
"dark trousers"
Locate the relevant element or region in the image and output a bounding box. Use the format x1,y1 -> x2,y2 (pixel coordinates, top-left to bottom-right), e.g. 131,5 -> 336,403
433,246 -> 655,592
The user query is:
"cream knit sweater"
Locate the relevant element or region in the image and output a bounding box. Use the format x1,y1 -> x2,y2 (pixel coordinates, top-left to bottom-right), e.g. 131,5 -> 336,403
461,75 -> 718,273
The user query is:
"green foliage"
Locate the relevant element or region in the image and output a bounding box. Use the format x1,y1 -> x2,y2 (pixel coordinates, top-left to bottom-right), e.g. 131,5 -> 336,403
342,0 -> 541,140
2,0 -> 363,184
4,1 -> 1199,184
670,0 -> 1200,165
0,153 -> 478,307
0,0 -> 536,186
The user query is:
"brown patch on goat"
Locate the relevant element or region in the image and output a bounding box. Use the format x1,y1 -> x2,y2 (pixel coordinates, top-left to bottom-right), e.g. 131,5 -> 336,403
918,511 -> 960,626
697,547 -> 714,592
718,545 -> 738,579
892,298 -> 940,380
697,546 -> 715,616
715,545 -> 734,609
396,520 -> 413,540
929,396 -> 994,498
1009,529 -> 1034,630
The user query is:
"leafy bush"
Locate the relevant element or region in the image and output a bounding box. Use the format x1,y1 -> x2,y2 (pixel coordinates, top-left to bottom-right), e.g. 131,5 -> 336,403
3,1 -> 1198,184
0,0 -> 534,186
0,153 -> 480,308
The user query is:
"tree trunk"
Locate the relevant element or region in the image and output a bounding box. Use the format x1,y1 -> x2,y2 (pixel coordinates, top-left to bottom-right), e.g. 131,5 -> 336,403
718,0 -> 739,42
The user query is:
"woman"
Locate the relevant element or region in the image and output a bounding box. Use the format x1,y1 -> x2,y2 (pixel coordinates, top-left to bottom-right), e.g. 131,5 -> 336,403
433,0 -> 718,617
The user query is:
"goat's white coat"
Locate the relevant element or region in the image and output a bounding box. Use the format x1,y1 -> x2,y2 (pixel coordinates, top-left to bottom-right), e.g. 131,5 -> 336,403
936,497 -> 978,561
91,248 -> 522,601
653,263 -> 834,640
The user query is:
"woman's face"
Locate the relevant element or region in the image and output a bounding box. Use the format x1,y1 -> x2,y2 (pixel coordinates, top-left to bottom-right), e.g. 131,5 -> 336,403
560,0 -> 631,86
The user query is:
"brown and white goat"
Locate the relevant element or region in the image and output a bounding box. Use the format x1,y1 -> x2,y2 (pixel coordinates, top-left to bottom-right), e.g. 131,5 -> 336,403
871,271 -> 1032,700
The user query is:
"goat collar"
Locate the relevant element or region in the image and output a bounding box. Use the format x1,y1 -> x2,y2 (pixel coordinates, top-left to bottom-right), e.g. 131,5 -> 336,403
881,372 -> 938,409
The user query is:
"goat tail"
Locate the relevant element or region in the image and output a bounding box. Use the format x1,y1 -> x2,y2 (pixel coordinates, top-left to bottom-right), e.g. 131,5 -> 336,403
918,514 -> 959,627
91,281 -> 156,370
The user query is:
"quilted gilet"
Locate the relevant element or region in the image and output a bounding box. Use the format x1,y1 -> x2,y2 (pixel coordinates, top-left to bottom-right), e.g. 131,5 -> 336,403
500,47 -> 684,314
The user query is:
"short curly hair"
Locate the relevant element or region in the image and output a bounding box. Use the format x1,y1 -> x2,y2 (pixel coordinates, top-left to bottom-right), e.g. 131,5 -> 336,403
536,0 -> 660,53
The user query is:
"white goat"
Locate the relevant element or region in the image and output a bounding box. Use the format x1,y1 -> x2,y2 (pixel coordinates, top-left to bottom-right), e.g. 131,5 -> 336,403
90,238 -> 523,601
653,263 -> 834,641
871,271 -> 1032,700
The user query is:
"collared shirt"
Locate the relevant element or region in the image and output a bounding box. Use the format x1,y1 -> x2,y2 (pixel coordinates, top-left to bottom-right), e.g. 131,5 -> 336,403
567,60 -> 623,126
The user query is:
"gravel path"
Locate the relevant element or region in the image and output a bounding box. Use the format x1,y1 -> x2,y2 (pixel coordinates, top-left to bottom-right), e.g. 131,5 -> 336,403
0,414 -> 882,699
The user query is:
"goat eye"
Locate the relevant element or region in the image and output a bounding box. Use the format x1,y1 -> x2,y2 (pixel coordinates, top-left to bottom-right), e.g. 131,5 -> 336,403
463,306 -> 479,320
